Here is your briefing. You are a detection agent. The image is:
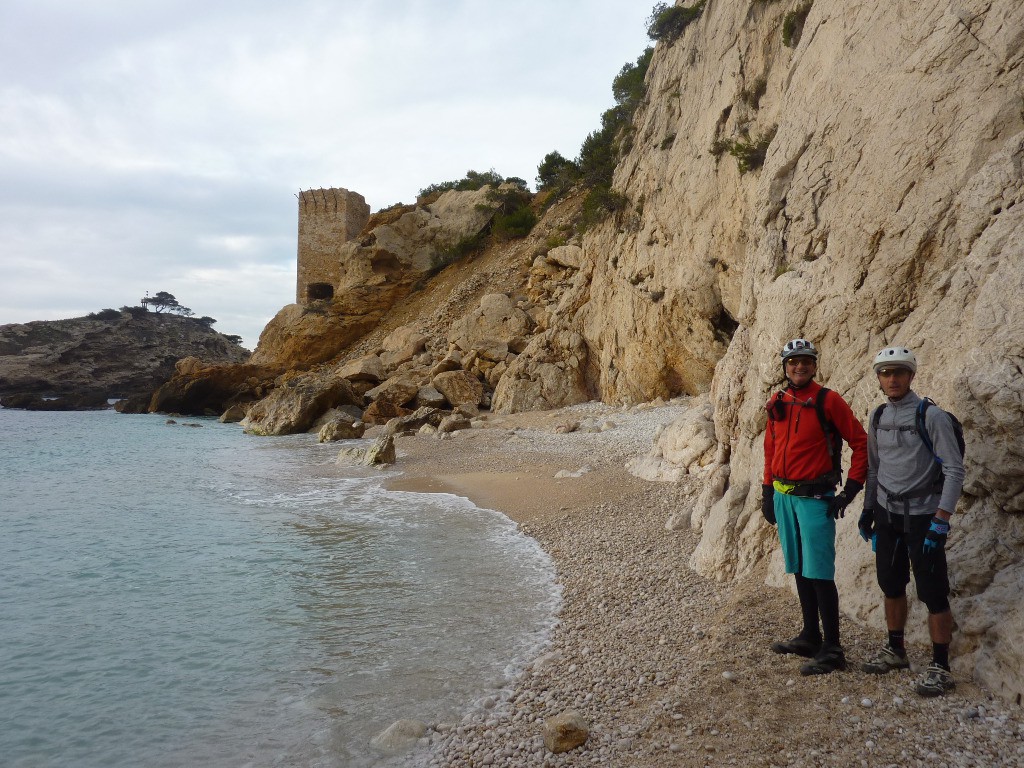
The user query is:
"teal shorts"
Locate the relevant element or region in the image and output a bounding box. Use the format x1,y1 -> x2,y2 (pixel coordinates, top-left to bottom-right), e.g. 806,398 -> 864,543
775,492 -> 836,580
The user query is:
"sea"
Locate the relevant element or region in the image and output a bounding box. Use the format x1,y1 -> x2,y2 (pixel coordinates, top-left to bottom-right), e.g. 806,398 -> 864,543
0,407 -> 559,767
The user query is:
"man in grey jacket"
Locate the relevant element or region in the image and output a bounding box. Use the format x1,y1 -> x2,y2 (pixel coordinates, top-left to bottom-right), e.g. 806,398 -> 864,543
858,346 -> 965,697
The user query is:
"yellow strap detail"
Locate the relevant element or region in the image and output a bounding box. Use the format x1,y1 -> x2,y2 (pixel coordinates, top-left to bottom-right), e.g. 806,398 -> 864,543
773,480 -> 797,494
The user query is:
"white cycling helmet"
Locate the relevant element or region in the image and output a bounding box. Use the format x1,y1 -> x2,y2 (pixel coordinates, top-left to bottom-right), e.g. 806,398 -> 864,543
872,346 -> 917,373
781,338 -> 818,362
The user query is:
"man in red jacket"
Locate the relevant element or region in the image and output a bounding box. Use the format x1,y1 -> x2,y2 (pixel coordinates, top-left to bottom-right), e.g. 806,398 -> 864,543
762,338 -> 868,674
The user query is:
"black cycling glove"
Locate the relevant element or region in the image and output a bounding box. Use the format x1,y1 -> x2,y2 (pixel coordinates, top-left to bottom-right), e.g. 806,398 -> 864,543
761,484 -> 776,525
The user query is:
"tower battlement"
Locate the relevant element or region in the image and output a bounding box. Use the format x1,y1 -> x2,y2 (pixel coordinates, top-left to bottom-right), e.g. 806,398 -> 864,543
295,188 -> 370,303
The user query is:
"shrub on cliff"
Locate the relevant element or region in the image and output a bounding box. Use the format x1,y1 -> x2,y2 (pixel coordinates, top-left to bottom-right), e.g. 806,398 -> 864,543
646,1 -> 706,44
418,169 -> 506,201
536,151 -> 580,193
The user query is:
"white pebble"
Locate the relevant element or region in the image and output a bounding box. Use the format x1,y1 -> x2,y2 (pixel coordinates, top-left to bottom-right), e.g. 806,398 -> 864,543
722,671 -> 737,682
861,698 -> 874,708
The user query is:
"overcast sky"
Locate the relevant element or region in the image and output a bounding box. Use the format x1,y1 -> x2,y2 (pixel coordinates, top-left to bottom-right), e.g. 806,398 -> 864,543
0,1 -> 654,349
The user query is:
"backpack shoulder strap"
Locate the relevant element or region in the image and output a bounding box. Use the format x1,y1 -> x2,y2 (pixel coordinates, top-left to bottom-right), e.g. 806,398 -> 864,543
871,404 -> 885,432
916,398 -> 936,455
815,387 -> 834,431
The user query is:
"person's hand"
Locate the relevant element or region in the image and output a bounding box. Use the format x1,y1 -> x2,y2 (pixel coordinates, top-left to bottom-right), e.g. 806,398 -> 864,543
761,484 -> 776,525
923,516 -> 950,557
827,480 -> 863,520
858,508 -> 874,542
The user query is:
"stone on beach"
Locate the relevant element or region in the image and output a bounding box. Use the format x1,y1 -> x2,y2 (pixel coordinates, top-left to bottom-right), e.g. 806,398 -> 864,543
542,710 -> 589,753
369,718 -> 429,755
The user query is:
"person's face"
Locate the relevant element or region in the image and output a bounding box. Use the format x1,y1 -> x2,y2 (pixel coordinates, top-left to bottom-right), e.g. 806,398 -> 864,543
785,355 -> 817,387
876,366 -> 914,399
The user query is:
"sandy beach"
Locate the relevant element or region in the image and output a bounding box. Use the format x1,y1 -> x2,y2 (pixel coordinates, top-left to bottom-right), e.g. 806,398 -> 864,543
381,400 -> 1024,767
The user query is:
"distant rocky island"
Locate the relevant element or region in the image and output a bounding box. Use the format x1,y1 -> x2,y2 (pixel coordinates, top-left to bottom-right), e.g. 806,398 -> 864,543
0,307 -> 249,410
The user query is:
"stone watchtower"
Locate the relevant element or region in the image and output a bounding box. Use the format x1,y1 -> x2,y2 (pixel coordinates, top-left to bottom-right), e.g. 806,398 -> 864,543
296,188 -> 371,303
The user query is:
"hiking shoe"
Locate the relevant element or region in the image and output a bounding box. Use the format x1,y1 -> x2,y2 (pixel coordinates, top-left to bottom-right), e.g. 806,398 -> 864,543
770,635 -> 822,658
800,643 -> 847,676
916,663 -> 955,697
861,645 -> 911,675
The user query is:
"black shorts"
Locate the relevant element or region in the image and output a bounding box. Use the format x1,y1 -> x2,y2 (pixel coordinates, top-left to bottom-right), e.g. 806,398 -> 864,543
874,511 -> 950,613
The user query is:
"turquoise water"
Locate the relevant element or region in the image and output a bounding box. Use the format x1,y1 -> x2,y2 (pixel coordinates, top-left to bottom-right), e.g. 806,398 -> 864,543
0,408 -> 557,767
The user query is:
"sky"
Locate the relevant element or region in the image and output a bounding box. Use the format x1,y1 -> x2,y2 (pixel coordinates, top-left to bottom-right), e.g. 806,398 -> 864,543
0,1 -> 654,350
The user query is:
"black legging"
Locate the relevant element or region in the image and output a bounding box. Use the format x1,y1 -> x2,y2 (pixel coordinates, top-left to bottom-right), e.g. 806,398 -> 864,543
795,573 -> 840,646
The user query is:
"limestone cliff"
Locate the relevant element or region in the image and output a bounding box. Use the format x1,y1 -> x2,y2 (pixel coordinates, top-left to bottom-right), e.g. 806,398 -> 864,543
570,0 -> 1024,703
0,311 -> 250,407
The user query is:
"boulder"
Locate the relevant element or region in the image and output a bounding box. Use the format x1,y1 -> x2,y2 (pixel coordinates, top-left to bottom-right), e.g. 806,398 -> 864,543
415,385 -> 447,409
364,434 -> 396,466
438,413 -> 472,434
362,400 -> 413,425
218,403 -> 249,423
242,375 -> 358,436
380,326 -> 428,371
318,417 -> 365,442
432,370 -> 485,408
545,244 -> 583,269
150,362 -> 280,416
114,393 -> 153,414
542,710 -> 589,754
366,375 -> 422,407
369,719 -> 428,755
337,354 -> 386,383
491,329 -> 591,414
383,407 -> 446,436
448,293 -> 534,355
627,397 -> 717,482
429,350 -> 463,377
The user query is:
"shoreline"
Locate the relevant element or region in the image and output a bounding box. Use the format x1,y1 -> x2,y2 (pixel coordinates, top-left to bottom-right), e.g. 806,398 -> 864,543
376,402 -> 1024,767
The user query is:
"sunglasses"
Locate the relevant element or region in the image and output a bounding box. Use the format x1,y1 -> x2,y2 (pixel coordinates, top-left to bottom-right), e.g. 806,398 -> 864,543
877,368 -> 911,377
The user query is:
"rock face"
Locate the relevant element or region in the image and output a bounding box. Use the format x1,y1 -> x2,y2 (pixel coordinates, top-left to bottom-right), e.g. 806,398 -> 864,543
0,311 -> 249,405
585,0 -> 1024,703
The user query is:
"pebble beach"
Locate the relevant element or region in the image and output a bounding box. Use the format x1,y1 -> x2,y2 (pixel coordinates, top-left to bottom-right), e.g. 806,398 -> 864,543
384,399 -> 1024,767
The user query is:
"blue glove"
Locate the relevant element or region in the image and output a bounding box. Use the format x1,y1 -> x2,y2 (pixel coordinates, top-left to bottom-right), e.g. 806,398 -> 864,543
858,508 -> 874,542
922,516 -> 950,556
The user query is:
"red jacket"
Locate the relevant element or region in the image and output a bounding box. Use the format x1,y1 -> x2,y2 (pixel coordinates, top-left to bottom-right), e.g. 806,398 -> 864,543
763,380 -> 867,486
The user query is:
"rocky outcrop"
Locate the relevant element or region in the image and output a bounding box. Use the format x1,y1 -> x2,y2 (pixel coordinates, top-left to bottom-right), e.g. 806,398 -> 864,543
491,329 -> 591,414
0,311 -> 249,405
241,374 -> 360,436
149,358 -> 280,416
596,0 -> 1024,702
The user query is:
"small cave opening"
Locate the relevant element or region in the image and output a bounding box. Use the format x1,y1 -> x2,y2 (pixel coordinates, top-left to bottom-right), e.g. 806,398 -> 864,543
713,307 -> 739,345
306,282 -> 334,301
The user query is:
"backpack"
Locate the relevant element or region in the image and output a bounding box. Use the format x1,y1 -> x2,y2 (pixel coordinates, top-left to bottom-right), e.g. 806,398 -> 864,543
870,397 -> 965,487
814,388 -> 844,482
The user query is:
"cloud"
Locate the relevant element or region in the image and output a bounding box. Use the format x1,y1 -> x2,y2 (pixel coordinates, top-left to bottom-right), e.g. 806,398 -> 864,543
0,0 -> 653,350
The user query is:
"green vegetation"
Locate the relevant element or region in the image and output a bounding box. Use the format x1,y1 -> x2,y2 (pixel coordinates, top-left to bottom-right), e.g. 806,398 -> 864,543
783,2 -> 813,47
223,334 -> 244,346
89,308 -> 121,321
646,1 -> 706,44
430,232 -> 487,272
418,169 -> 507,201
709,126 -> 778,173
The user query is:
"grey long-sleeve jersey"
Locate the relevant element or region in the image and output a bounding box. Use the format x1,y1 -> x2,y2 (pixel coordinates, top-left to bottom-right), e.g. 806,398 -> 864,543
865,390 -> 965,516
